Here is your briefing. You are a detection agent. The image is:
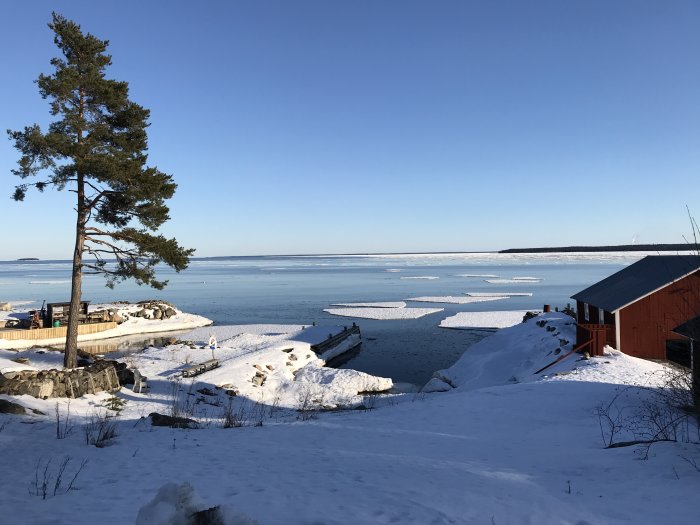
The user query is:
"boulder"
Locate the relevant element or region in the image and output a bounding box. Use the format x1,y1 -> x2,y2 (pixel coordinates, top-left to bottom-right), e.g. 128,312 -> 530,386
149,412 -> 198,429
0,399 -> 28,414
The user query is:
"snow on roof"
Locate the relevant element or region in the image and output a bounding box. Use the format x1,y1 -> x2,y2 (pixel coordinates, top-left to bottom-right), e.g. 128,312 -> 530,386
571,255 -> 700,312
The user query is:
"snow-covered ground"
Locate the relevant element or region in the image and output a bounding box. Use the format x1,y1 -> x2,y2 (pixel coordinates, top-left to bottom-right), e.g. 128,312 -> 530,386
1,312 -> 699,524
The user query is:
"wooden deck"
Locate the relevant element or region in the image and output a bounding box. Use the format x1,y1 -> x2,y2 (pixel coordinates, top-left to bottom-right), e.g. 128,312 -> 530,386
0,321 -> 117,341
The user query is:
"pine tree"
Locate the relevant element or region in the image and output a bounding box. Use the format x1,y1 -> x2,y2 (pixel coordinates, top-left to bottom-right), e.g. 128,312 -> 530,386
8,13 -> 194,368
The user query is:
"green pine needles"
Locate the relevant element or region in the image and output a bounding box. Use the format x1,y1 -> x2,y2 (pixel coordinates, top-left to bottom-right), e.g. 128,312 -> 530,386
8,13 -> 194,368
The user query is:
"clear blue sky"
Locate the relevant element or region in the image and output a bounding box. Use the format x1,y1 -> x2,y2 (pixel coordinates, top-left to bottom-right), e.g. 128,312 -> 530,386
2,1 -> 699,259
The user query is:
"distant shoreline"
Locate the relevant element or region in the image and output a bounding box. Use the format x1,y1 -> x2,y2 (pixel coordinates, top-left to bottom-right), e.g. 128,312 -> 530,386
2,244 -> 697,262
499,243 -> 695,253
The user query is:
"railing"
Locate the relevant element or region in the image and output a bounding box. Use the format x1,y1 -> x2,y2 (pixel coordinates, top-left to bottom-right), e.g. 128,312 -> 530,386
534,338 -> 594,375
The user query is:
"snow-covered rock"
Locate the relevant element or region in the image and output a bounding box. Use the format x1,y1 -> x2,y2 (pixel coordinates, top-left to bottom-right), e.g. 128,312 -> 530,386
420,377 -> 453,393
135,482 -> 259,525
294,364 -> 392,396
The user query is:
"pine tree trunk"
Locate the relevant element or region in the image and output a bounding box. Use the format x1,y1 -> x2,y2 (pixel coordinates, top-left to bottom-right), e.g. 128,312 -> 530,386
64,177 -> 85,369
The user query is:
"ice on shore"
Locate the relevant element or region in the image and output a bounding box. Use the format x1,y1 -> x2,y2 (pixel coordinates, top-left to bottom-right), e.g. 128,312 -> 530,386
331,302 -> 407,308
440,310 -> 530,329
324,307 -> 443,320
407,296 -> 508,304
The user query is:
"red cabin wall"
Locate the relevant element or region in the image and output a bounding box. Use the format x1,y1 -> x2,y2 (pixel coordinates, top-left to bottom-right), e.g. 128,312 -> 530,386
619,270 -> 700,359
576,301 -> 616,347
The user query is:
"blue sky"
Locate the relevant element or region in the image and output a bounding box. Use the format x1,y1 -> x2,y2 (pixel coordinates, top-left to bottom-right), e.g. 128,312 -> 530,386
2,1 -> 699,259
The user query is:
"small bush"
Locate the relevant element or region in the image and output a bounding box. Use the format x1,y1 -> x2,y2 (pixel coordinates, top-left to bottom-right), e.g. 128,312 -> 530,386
84,410 -> 119,447
103,394 -> 127,412
29,456 -> 88,499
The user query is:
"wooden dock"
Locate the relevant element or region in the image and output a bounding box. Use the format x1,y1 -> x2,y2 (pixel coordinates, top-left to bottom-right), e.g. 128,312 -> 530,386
0,321 -> 117,341
311,324 -> 362,354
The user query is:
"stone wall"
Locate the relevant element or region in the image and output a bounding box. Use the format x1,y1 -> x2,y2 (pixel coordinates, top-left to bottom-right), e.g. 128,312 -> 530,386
0,361 -> 122,399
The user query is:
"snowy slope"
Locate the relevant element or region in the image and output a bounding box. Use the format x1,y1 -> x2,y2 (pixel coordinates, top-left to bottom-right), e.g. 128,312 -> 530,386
0,313 -> 698,524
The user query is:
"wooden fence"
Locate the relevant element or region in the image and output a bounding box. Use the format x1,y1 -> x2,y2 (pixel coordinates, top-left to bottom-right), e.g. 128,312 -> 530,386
0,321 -> 117,341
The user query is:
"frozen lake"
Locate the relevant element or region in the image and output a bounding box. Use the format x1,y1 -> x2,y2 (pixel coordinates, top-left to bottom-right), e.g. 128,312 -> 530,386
0,252 -> 654,385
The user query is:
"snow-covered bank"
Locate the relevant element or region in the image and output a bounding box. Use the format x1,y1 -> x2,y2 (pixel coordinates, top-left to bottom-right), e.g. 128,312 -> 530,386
428,312 -> 673,393
0,302 -> 212,349
0,322 -> 388,410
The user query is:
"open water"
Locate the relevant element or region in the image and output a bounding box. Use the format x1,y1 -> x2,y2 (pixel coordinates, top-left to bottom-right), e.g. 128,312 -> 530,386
0,252 -> 646,385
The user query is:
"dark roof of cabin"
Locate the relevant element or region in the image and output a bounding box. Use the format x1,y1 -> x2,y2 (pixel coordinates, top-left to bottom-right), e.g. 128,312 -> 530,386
673,316 -> 700,341
571,255 -> 700,312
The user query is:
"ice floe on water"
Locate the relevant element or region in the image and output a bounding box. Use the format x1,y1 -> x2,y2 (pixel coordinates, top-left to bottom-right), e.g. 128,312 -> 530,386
331,302 -> 407,308
511,276 -> 542,281
385,269 -> 402,272
400,276 -> 439,280
324,307 -> 443,320
485,278 -> 542,284
407,296 -> 508,304
466,292 -> 534,297
455,274 -> 499,278
440,310 -> 530,329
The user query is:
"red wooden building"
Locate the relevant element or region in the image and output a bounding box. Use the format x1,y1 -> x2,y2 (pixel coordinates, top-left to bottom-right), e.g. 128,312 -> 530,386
570,255 -> 700,361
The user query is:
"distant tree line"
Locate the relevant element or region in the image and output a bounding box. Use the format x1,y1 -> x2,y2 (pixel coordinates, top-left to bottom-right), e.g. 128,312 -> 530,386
499,244 -> 692,254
